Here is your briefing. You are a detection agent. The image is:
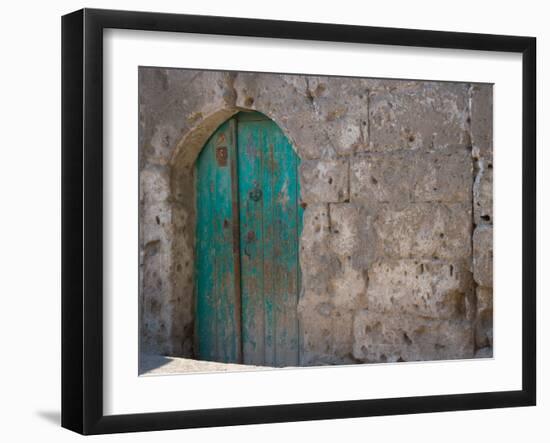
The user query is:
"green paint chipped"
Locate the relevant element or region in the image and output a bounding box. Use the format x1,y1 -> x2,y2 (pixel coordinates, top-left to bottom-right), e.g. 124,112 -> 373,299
196,112 -> 301,367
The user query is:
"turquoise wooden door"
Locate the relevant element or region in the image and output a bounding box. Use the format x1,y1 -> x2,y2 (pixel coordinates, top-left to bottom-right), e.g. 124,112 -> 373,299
196,112 -> 302,367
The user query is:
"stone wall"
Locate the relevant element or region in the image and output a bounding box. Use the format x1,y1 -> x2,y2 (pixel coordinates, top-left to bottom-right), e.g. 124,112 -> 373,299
139,67 -> 493,364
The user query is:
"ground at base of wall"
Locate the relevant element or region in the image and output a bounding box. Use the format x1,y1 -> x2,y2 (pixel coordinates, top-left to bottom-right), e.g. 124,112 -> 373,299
139,354 -> 270,375
140,347 -> 493,375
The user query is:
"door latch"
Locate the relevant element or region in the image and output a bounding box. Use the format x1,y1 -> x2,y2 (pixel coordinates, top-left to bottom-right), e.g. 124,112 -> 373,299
249,187 -> 262,202
215,146 -> 228,166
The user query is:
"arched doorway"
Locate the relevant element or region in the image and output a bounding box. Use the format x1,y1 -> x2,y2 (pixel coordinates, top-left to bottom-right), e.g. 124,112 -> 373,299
195,111 -> 303,367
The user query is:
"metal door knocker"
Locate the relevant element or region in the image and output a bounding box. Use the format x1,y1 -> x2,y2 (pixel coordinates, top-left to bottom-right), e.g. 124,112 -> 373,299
249,187 -> 262,201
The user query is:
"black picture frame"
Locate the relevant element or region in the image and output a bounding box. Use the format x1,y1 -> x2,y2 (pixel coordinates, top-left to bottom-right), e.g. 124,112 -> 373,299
61,8 -> 537,435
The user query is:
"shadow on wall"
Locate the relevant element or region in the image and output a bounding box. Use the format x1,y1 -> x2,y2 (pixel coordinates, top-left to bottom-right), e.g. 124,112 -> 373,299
139,354 -> 177,375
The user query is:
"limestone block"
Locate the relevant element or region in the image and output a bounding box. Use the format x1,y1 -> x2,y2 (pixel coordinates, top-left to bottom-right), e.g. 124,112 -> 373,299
328,260 -> 367,310
140,164 -> 171,203
373,203 -> 472,260
299,306 -> 355,365
353,309 -> 474,362
351,148 -> 472,206
328,203 -> 373,269
369,82 -> 469,151
139,69 -> 231,165
474,159 -> 493,224
350,152 -> 414,207
235,73 -> 433,158
146,124 -> 183,166
300,204 -> 340,292
367,260 -> 474,320
300,159 -> 349,203
329,203 -> 362,257
470,84 -> 493,159
303,76 -> 370,155
140,199 -> 172,245
413,149 -> 472,202
140,165 -> 173,246
473,226 -> 493,287
300,211 -> 367,312
475,287 -> 493,349
141,238 -> 174,354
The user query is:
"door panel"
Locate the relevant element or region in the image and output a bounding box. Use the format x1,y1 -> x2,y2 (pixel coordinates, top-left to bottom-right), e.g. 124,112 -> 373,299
238,116 -> 301,366
237,117 -> 266,365
196,119 -> 240,363
196,112 -> 301,367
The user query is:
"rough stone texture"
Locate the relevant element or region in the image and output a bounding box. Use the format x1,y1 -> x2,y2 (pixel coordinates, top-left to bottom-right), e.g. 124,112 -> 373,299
138,67 -> 493,368
470,84 -> 493,160
473,226 -> 493,288
369,82 -> 469,152
367,260 -> 474,320
413,150 -> 473,202
300,159 -> 349,203
302,76 -> 371,155
139,163 -> 189,356
372,203 -> 472,261
299,204 -> 339,293
350,152 -> 415,207
474,158 -> 493,225
328,203 -> 362,257
299,306 -> 356,365
469,84 -> 493,357
298,203 -> 367,364
234,74 -> 372,158
472,161 -> 493,356
351,148 -> 472,206
139,69 -> 238,168
353,310 -> 474,363
475,287 -> 493,349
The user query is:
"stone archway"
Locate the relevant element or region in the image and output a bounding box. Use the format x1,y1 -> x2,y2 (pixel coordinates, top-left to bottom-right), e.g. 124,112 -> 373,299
167,107 -> 306,364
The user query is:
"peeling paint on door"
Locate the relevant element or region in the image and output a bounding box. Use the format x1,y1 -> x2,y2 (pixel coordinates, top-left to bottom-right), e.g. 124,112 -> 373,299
196,112 -> 302,366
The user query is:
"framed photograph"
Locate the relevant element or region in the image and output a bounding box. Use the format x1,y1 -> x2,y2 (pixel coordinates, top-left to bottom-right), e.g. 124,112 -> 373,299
61,8 -> 536,435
